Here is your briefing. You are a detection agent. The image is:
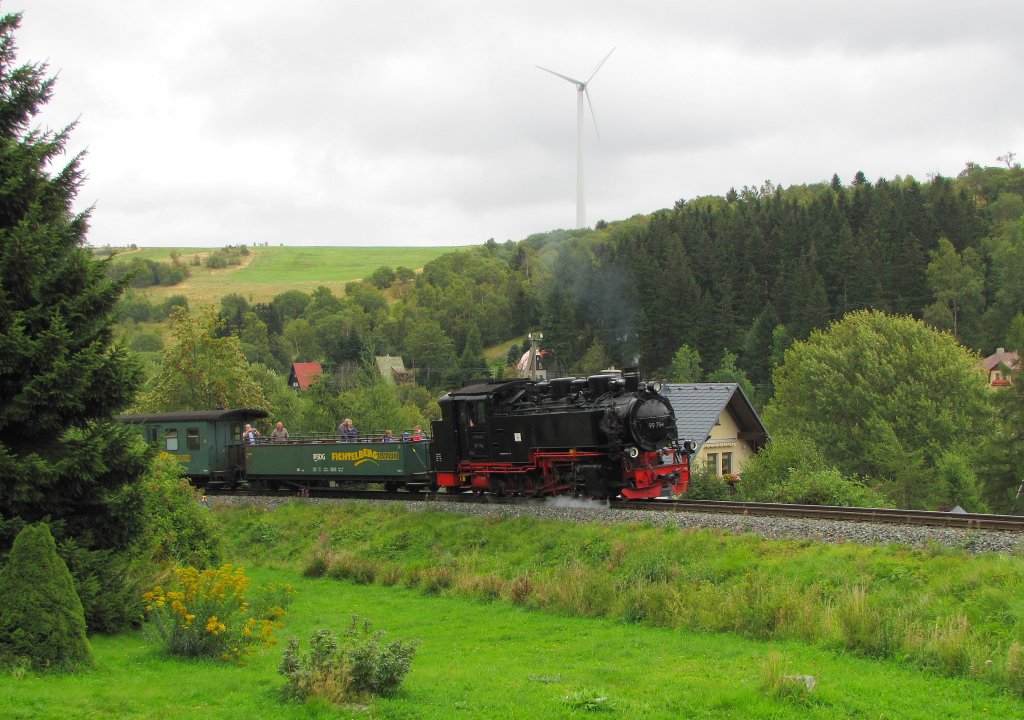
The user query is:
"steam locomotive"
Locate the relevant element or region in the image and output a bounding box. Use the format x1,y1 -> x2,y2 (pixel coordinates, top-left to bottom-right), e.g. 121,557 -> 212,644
118,369 -> 694,500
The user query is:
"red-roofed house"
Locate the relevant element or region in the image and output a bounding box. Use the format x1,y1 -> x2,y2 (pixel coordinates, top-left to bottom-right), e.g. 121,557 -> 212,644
979,348 -> 1020,388
288,362 -> 324,391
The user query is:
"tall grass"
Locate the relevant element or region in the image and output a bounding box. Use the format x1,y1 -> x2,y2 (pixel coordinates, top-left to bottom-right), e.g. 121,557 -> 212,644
215,501 -> 1024,695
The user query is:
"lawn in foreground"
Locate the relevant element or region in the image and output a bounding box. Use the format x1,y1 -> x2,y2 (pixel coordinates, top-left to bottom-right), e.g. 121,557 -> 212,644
2,568 -> 1020,719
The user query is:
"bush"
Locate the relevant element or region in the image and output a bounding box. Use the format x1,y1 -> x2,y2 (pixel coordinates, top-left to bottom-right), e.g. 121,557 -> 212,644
143,564 -> 293,664
0,523 -> 93,672
279,617 -> 417,704
61,541 -> 143,633
682,462 -> 731,500
129,330 -> 164,352
158,294 -> 188,319
369,266 -> 397,289
738,434 -> 888,507
134,454 -> 222,568
205,251 -> 228,269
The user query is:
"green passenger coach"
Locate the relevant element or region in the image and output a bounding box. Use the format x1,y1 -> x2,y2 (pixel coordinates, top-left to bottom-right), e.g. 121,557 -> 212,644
245,439 -> 432,490
117,409 -> 433,491
116,409 -> 269,486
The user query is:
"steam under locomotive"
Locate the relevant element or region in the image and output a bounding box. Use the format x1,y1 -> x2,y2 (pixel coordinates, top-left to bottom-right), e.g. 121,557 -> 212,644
118,368 -> 694,500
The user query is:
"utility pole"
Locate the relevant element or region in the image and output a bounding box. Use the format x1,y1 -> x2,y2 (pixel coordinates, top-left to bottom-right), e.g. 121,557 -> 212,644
527,331 -> 544,381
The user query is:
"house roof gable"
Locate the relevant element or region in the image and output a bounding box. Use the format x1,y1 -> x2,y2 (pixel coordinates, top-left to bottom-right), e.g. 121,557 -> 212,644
979,349 -> 1020,372
289,362 -> 324,391
661,383 -> 769,455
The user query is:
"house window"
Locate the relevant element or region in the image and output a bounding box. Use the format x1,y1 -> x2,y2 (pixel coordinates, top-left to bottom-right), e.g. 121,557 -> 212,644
722,452 -> 733,476
187,428 -> 201,451
706,453 -> 718,474
164,429 -> 178,452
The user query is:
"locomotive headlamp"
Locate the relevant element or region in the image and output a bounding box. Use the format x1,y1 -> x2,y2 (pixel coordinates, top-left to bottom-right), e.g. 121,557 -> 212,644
627,446 -> 640,459
646,381 -> 662,393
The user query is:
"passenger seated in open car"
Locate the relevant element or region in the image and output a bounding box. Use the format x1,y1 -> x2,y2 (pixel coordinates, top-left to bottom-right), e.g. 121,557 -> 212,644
337,418 -> 358,441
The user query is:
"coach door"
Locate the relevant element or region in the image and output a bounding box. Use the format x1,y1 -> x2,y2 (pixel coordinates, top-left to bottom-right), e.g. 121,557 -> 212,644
225,422 -> 246,478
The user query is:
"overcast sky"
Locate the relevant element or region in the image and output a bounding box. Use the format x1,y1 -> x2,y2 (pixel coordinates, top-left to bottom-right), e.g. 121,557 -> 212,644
15,1 -> 1024,248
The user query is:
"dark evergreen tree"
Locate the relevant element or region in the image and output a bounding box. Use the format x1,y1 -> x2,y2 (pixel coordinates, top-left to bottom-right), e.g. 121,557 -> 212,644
786,244 -> 830,339
450,323 -> 490,386
0,11 -> 149,627
0,523 -> 92,671
217,292 -> 250,336
740,303 -> 779,403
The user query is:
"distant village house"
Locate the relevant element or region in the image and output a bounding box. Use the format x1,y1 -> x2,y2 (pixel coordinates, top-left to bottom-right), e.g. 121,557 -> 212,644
288,362 -> 323,391
978,348 -> 1020,387
375,355 -> 414,385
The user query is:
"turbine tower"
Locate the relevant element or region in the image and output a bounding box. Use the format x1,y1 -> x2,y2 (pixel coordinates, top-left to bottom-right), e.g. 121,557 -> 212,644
537,48 -> 615,229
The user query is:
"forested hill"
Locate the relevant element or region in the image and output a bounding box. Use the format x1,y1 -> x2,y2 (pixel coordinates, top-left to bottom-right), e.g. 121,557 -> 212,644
118,163 -> 1024,405
527,164 -> 1024,402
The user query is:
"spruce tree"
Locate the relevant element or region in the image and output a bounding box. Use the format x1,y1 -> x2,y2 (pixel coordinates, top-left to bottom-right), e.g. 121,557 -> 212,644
0,11 -> 149,625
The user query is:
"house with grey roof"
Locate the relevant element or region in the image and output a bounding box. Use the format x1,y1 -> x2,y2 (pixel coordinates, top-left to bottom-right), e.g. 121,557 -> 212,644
661,383 -> 769,478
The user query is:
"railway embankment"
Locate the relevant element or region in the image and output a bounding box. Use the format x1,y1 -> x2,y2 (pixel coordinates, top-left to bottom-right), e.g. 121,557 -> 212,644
207,494 -> 1024,555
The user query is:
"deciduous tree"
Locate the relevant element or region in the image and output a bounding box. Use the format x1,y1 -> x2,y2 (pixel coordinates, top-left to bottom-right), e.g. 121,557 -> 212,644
765,310 -> 990,509
135,306 -> 268,412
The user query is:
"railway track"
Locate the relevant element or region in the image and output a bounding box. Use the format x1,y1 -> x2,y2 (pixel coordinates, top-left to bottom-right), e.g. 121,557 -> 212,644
204,488 -> 1024,532
612,499 -> 1024,531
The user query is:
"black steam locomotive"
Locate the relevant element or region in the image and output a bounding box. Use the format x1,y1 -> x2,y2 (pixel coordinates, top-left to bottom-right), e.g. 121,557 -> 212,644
432,368 -> 694,499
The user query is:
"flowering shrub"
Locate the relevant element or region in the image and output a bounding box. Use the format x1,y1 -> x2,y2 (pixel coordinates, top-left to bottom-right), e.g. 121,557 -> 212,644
143,564 -> 294,664
279,616 -> 418,704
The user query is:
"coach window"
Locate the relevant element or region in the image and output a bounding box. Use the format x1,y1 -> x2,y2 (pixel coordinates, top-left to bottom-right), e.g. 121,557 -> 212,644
164,429 -> 179,452
706,453 -> 718,475
721,452 -> 733,476
187,428 -> 201,451
230,424 -> 242,442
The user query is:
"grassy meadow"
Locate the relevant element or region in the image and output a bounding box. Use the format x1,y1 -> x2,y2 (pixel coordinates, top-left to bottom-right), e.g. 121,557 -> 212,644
9,501 -> 1024,717
107,246 -> 456,306
212,502 -> 1024,700
4,567 -> 1021,719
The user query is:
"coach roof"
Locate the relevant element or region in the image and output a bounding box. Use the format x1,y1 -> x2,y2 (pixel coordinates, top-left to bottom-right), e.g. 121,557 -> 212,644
115,409 -> 270,424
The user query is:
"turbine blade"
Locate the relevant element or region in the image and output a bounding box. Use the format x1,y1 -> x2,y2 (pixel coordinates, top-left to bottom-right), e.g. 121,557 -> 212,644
585,87 -> 600,138
586,47 -> 616,83
536,65 -> 585,86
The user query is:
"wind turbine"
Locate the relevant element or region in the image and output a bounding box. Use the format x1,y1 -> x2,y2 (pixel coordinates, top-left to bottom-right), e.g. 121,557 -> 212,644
536,48 -> 615,229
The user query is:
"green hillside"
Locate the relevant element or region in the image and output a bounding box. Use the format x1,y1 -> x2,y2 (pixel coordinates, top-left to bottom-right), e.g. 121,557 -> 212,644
109,245 -> 457,305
